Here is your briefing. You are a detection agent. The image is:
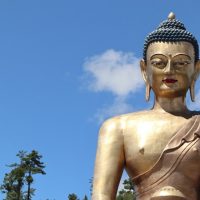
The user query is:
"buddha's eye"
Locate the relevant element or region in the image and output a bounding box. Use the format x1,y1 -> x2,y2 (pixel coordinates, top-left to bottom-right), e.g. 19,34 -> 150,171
173,61 -> 190,68
151,60 -> 166,69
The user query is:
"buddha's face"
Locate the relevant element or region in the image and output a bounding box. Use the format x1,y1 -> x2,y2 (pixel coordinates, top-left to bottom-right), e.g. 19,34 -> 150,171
141,41 -> 199,98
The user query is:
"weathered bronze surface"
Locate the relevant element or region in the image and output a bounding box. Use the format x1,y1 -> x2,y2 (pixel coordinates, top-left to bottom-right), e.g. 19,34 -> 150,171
92,13 -> 200,200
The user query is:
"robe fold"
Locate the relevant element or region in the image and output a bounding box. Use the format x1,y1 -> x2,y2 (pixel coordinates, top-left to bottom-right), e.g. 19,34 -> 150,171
133,115 -> 200,200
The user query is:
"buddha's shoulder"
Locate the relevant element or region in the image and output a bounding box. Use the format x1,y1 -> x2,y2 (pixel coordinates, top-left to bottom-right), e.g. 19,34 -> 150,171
100,110 -> 154,131
103,110 -> 155,122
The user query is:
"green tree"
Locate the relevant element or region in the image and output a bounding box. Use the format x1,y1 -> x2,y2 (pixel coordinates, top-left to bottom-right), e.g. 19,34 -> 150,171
68,193 -> 79,200
19,150 -> 46,200
89,177 -> 93,197
0,165 -> 25,200
83,195 -> 88,200
0,150 -> 46,200
116,178 -> 136,200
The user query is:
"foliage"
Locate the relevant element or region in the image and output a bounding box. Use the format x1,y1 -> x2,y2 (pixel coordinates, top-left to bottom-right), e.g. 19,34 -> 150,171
116,178 -> 136,200
89,177 -> 93,196
67,193 -> 89,200
0,165 -> 26,200
68,193 -> 79,200
82,195 -> 88,200
0,150 -> 46,200
66,178 -> 135,200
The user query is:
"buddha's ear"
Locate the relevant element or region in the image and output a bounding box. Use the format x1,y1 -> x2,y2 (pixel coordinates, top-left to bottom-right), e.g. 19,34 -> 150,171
194,59 -> 200,81
190,60 -> 200,102
140,59 -> 151,101
140,59 -> 148,84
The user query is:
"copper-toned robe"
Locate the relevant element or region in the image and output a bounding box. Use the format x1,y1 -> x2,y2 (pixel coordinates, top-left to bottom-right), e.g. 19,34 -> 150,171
133,115 -> 200,200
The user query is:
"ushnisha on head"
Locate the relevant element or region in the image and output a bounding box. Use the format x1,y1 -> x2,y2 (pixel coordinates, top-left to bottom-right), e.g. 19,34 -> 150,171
140,12 -> 200,102
143,12 -> 199,63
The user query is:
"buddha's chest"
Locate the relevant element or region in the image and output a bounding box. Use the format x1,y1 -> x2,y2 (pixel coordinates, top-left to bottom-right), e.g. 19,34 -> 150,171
133,138 -> 200,200
123,118 -> 189,177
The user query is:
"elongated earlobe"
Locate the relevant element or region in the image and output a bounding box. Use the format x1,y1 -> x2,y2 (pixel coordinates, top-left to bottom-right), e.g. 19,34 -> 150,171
190,60 -> 200,102
140,59 -> 151,101
146,84 -> 151,101
190,80 -> 195,102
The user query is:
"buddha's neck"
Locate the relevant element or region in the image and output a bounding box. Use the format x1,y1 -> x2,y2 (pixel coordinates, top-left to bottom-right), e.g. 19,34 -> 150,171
153,96 -> 189,114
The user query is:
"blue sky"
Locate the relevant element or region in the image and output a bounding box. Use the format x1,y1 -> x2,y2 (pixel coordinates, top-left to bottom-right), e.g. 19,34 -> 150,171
0,1 -> 200,199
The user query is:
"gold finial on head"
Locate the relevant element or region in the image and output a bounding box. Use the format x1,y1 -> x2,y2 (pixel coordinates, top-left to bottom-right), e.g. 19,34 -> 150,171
168,12 -> 176,20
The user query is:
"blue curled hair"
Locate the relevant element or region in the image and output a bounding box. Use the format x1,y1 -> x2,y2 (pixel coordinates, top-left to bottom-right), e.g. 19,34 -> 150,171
143,17 -> 199,62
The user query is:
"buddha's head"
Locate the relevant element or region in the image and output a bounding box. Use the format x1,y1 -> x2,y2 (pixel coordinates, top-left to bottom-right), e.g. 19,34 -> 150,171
140,12 -> 200,101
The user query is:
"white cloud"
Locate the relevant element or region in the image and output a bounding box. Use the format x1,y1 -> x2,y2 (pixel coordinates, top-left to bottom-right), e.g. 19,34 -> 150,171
94,97 -> 134,123
83,49 -> 144,121
84,49 -> 143,96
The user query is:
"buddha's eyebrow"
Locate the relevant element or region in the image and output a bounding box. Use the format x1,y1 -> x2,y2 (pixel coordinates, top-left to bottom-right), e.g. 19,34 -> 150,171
150,54 -> 167,60
173,54 -> 192,60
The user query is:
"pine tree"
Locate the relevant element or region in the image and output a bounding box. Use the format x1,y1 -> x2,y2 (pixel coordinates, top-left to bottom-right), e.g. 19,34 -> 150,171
83,195 -> 88,200
89,177 -> 93,197
0,164 -> 25,200
68,193 -> 79,200
19,150 -> 46,200
116,178 -> 136,200
0,150 -> 46,200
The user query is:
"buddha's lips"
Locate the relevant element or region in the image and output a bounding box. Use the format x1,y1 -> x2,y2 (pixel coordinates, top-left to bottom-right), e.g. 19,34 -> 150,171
162,78 -> 177,83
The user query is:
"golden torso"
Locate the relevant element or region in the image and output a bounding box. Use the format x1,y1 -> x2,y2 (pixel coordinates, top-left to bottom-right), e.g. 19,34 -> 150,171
92,110 -> 200,200
123,110 -> 189,177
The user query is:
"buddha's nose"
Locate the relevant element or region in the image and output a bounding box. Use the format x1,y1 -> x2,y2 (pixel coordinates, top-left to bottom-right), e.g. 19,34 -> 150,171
164,60 -> 174,74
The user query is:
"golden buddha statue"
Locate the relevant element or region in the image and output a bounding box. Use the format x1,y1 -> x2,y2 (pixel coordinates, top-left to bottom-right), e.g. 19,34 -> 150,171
92,13 -> 200,200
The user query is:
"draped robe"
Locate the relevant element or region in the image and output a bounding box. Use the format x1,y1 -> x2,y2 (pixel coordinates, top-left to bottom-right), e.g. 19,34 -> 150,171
132,115 -> 200,200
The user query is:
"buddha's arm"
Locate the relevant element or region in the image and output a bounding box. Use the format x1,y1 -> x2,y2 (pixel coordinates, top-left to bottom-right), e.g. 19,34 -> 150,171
92,119 -> 125,200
